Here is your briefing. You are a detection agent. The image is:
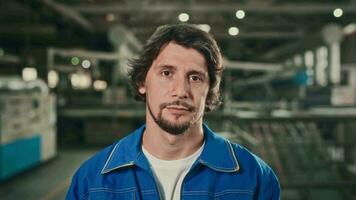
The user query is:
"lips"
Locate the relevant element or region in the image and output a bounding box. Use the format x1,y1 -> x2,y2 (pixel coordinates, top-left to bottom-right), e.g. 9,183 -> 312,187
166,105 -> 189,111
165,106 -> 190,115
160,100 -> 194,112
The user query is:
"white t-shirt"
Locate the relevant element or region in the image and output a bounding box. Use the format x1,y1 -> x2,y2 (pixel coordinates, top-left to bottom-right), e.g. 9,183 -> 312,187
142,144 -> 204,200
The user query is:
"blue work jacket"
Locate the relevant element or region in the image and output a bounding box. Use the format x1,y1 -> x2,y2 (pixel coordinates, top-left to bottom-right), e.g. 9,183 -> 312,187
66,124 -> 280,200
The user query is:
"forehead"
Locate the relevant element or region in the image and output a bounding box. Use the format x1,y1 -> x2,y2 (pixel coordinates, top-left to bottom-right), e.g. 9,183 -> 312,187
151,42 -> 208,72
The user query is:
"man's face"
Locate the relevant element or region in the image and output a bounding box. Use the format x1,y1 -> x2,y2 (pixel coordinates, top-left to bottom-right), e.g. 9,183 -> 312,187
139,42 -> 209,135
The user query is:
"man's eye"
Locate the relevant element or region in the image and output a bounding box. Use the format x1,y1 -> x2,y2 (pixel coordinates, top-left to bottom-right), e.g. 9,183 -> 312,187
162,70 -> 172,77
190,75 -> 202,82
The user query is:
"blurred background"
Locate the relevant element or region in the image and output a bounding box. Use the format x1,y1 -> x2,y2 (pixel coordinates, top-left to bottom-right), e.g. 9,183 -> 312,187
0,0 -> 356,199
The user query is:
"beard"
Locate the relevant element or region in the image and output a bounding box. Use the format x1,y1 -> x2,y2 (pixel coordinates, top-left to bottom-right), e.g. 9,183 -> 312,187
147,99 -> 195,135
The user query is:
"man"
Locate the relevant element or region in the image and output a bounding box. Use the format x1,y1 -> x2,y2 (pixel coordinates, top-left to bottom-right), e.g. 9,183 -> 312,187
66,24 -> 280,200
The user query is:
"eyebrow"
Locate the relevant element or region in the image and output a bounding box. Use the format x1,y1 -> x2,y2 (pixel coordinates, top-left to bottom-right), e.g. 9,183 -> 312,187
156,64 -> 176,71
156,63 -> 208,79
187,70 -> 208,79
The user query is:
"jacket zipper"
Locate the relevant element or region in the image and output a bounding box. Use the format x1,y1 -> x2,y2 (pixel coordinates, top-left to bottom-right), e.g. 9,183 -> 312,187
180,161 -> 200,200
147,168 -> 162,200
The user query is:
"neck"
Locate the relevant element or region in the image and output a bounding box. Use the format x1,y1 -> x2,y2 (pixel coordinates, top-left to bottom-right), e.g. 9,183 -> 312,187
142,116 -> 204,160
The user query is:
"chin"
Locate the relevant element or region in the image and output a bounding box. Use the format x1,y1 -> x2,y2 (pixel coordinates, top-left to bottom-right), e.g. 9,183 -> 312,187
166,115 -> 194,124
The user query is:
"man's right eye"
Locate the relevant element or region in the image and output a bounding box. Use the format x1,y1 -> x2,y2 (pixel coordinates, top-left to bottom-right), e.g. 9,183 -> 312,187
161,70 -> 172,77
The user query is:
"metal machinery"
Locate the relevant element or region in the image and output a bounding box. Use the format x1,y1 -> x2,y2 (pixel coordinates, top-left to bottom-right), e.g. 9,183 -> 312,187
215,23 -> 356,199
205,114 -> 356,199
49,25 -> 146,145
0,77 -> 56,180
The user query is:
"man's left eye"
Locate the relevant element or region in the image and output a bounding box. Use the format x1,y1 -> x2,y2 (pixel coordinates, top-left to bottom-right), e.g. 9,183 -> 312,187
190,75 -> 202,82
162,70 -> 172,76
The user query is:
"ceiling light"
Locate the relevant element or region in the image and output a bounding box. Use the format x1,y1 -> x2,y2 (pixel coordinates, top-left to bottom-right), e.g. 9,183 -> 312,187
71,56 -> 80,65
22,67 -> 37,82
228,27 -> 239,36
178,13 -> 189,22
93,80 -> 107,91
82,59 -> 91,69
333,8 -> 343,18
70,73 -> 92,89
235,10 -> 245,19
48,70 -> 59,88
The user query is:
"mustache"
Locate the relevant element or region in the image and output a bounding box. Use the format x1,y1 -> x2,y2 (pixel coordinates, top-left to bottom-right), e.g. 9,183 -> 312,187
160,100 -> 195,112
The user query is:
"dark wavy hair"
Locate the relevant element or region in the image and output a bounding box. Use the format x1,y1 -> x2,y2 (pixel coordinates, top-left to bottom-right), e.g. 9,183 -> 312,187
128,24 -> 224,112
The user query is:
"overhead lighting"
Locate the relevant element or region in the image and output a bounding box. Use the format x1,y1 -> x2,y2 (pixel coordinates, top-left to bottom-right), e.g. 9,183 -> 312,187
235,10 -> 245,19
82,59 -> 91,69
70,72 -> 92,89
71,56 -> 80,65
22,67 -> 37,82
344,23 -> 356,35
48,70 -> 59,88
106,13 -> 115,22
333,8 -> 343,18
178,13 -> 189,22
228,27 -> 239,36
197,24 -> 211,32
93,80 -> 107,91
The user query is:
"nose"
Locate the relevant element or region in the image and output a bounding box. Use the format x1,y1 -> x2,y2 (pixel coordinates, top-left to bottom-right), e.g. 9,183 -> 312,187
171,76 -> 189,99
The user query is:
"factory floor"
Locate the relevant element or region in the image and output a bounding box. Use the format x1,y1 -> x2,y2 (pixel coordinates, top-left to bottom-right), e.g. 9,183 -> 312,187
0,147 -> 99,200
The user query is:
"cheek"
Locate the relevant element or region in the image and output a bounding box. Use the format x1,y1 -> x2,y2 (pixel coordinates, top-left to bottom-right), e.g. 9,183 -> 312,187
195,87 -> 209,107
201,86 -> 209,98
147,77 -> 171,94
146,84 -> 166,106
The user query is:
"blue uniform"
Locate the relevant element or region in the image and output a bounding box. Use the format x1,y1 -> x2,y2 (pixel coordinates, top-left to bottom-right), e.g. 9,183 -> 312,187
66,124 -> 280,200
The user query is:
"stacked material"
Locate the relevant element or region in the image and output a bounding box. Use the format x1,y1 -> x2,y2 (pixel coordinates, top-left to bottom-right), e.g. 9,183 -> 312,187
0,77 -> 56,180
229,120 -> 354,200
208,116 -> 356,200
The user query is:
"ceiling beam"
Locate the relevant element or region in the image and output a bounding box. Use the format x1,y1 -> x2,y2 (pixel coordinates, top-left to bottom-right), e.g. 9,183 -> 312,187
224,59 -> 283,72
100,16 -> 299,30
214,31 -> 303,40
73,3 -> 356,15
131,27 -> 303,39
49,48 -> 121,61
41,0 -> 94,32
0,54 -> 22,64
0,25 -> 56,35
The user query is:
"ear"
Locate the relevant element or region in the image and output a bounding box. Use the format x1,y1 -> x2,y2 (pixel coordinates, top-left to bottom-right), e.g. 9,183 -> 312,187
138,84 -> 146,95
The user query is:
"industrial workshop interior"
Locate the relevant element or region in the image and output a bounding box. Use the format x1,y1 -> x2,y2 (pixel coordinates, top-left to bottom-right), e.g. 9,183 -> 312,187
0,0 -> 356,199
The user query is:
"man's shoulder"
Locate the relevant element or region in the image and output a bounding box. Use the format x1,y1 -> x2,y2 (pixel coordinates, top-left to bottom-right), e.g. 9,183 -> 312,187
74,142 -> 117,177
74,133 -> 135,178
204,125 -> 276,176
228,140 -> 276,176
229,141 -> 280,197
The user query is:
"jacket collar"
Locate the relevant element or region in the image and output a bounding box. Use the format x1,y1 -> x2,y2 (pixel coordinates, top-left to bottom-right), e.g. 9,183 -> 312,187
198,125 -> 240,172
101,124 -> 240,174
